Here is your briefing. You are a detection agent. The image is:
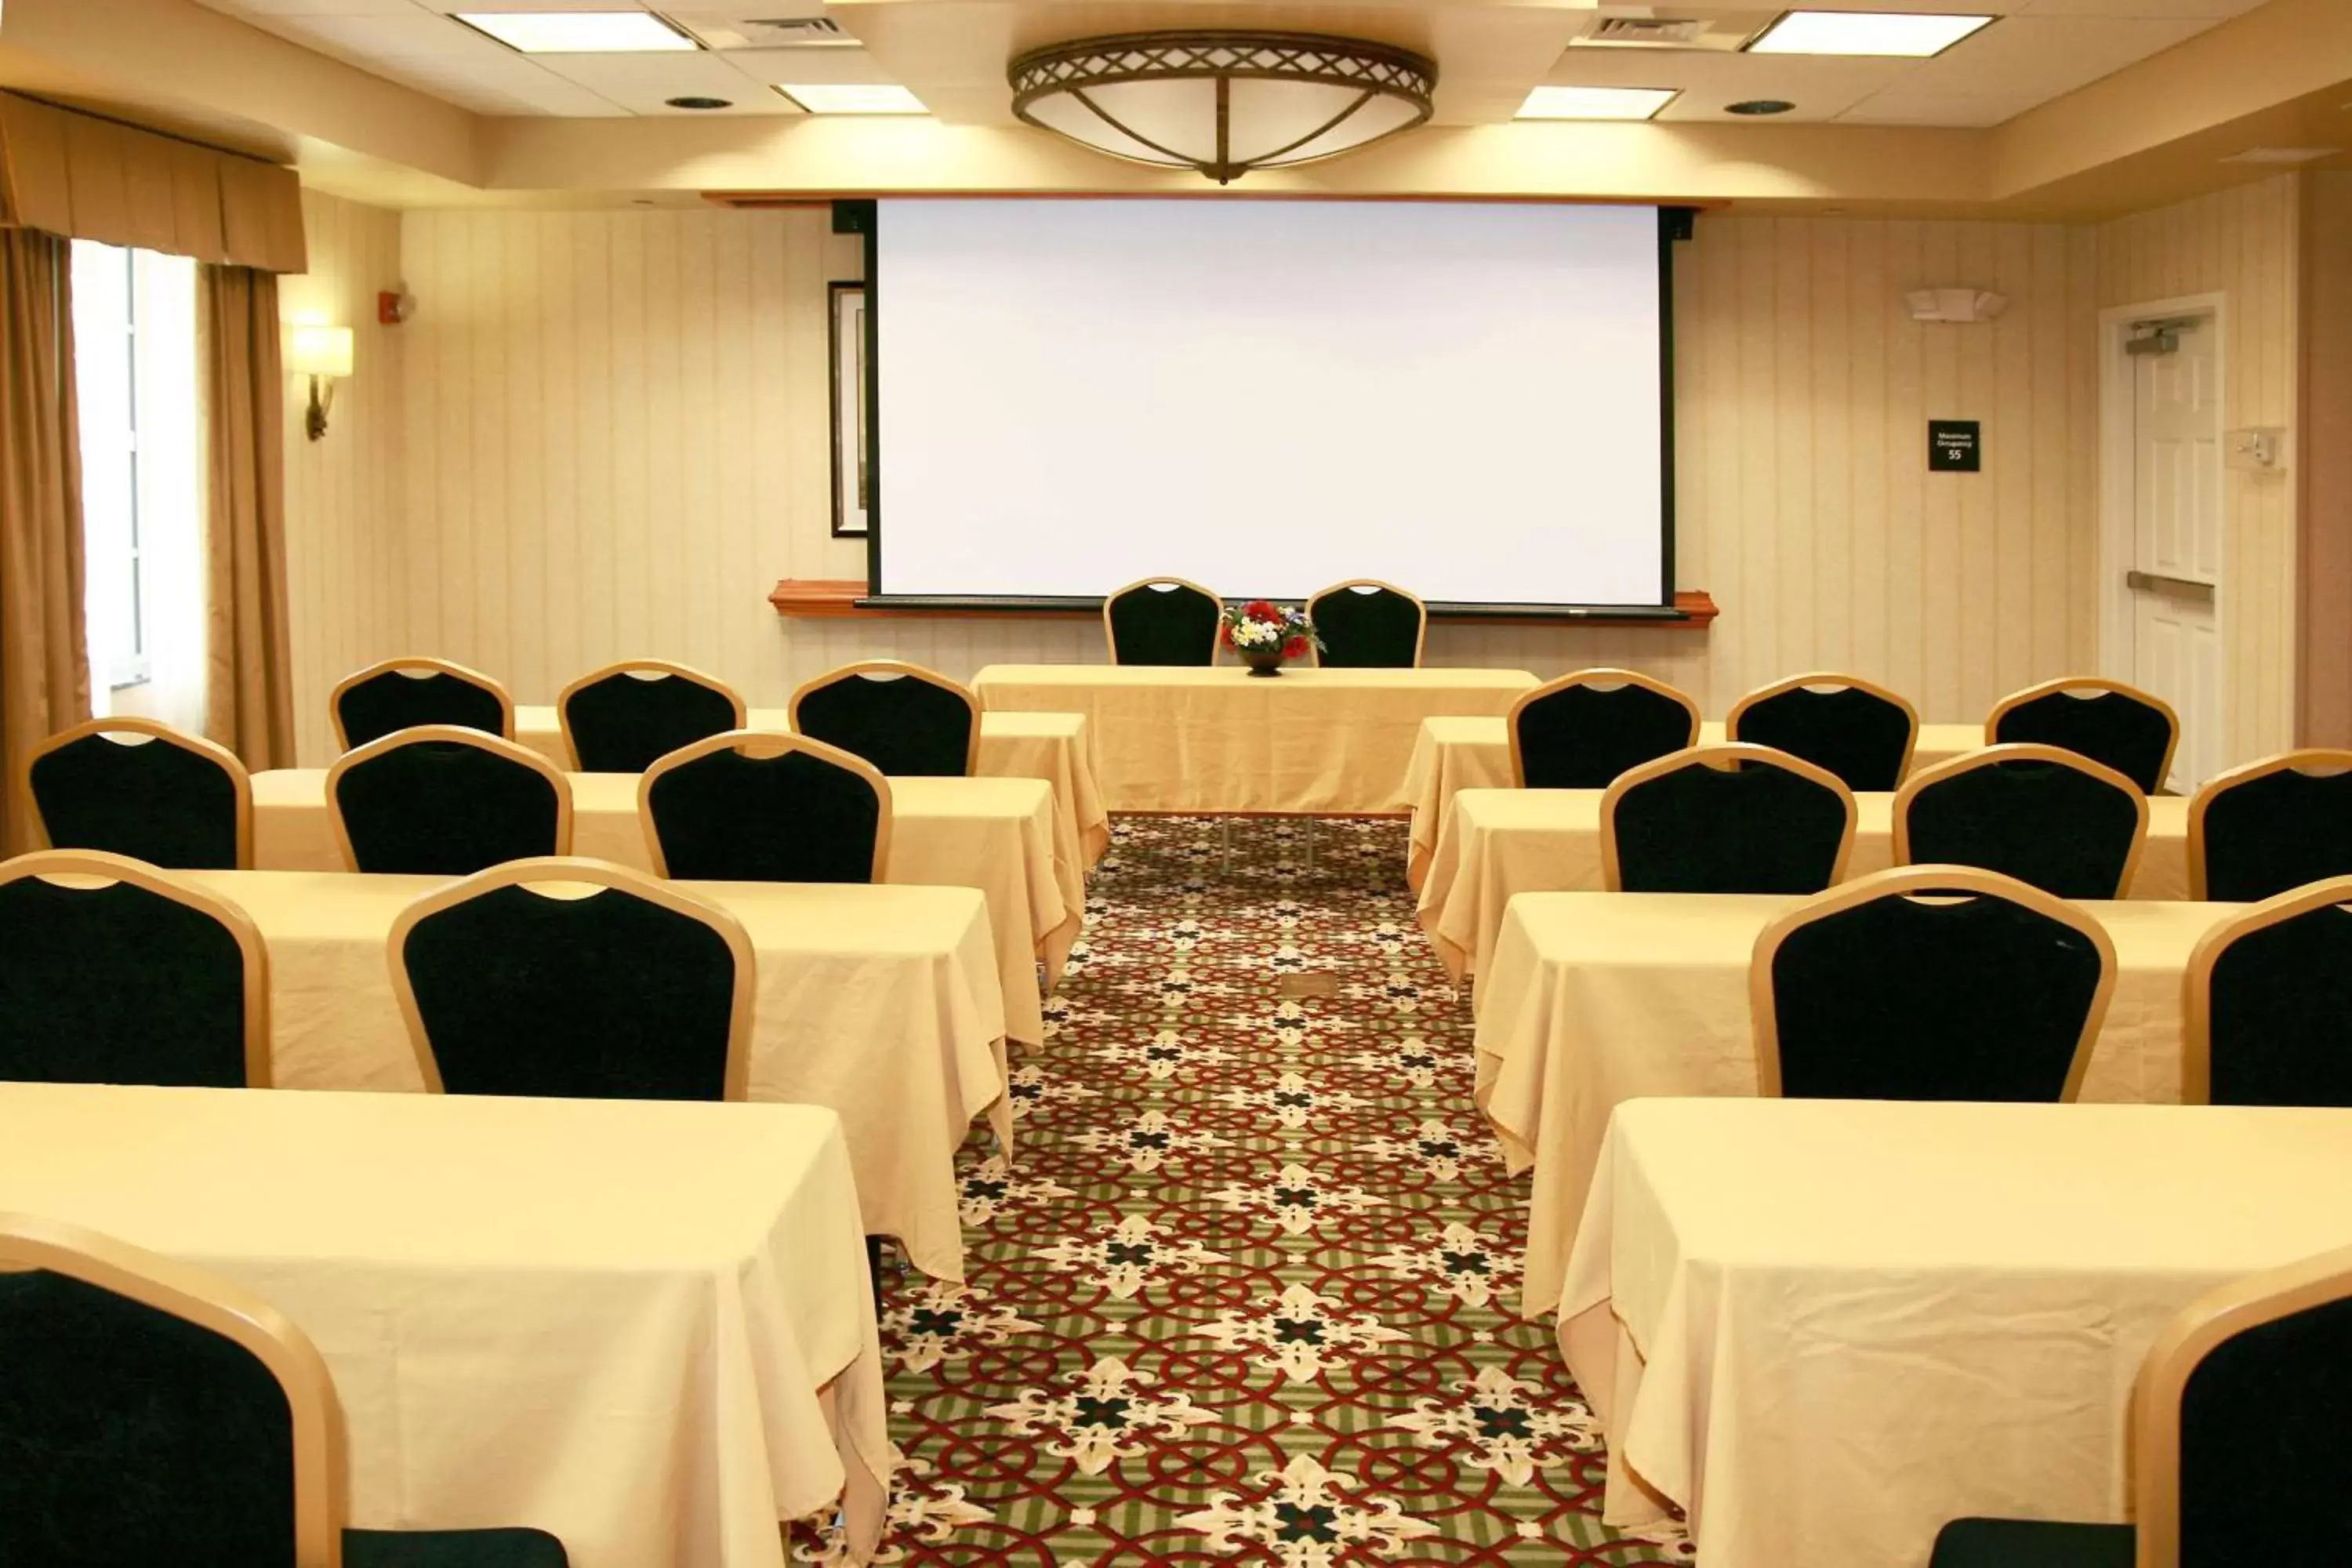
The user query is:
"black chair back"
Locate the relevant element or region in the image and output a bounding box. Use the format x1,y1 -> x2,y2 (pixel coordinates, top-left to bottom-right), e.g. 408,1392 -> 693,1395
1759,867 -> 2111,1102
558,663 -> 742,773
396,866 -> 746,1101
1727,677 -> 1917,793
1308,582 -> 1425,668
1990,679 -> 2176,793
1898,746 -> 2146,899
790,664 -> 978,776
1509,670 -> 1698,789
1605,746 -> 1853,894
1104,579 -> 1221,666
2193,753 -> 2352,902
328,728 -> 567,876
28,720 -> 247,869
0,854 -> 260,1087
2194,886 -> 2352,1107
332,659 -> 510,751
643,735 -> 887,884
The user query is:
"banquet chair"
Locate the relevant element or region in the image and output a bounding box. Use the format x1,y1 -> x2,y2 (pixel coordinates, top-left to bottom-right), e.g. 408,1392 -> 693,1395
330,657 -> 514,753
1753,865 -> 2115,1102
1307,579 -> 1425,668
1930,1241 -> 2352,1568
1103,577 -> 1223,666
1988,676 -> 2179,795
2183,876 -> 2352,1108
0,1212 -> 569,1567
326,727 -> 572,877
556,659 -> 744,773
391,858 -> 753,1102
789,660 -> 980,776
0,850 -> 270,1089
1507,668 -> 1700,789
1600,744 -> 1856,894
1725,672 -> 1918,793
2187,750 -> 2352,902
27,716 -> 252,869
1895,745 -> 2148,900
641,731 -> 891,884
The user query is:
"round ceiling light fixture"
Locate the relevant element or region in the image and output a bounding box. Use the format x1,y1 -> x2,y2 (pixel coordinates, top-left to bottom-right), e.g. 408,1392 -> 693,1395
665,95 -> 734,110
1726,99 -> 1796,116
1008,31 -> 1438,185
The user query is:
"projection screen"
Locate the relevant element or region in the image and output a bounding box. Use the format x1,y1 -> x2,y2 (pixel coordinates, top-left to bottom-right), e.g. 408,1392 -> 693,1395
869,198 -> 1673,609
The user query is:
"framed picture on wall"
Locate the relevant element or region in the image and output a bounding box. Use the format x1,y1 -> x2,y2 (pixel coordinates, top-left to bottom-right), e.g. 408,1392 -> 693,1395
829,280 -> 869,537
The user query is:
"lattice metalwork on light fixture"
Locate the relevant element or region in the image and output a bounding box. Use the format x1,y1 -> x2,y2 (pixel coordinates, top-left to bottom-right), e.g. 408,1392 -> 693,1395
1008,31 -> 1438,185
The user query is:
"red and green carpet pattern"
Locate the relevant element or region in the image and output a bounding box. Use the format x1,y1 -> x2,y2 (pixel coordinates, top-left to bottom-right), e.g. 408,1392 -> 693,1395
859,815 -> 1691,1566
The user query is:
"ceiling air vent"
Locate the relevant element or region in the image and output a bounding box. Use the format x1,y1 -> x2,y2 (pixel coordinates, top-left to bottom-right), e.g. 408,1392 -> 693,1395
679,15 -> 861,49
1590,16 -> 1712,45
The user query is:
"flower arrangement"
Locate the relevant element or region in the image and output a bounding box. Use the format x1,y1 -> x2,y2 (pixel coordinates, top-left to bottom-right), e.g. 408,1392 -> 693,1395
1219,601 -> 1323,676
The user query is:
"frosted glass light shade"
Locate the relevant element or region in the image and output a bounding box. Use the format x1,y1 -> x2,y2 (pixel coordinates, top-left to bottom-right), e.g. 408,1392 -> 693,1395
289,325 -> 353,379
1009,31 -> 1437,184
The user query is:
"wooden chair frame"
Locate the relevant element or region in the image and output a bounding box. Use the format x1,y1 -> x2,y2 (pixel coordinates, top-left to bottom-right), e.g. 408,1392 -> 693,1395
328,658 -> 514,754
0,848 -> 273,1088
1986,675 -> 2180,793
26,716 -> 256,869
387,855 -> 757,1102
1893,742 -> 2151,897
1305,579 -> 1428,669
785,659 -> 983,776
2185,749 -> 2352,901
2179,872 -> 2352,1105
1504,667 -> 1701,790
1723,670 -> 1921,783
554,659 -> 746,773
1749,862 -> 2119,1102
1101,576 -> 1224,666
323,725 -> 574,874
0,1212 -> 349,1566
2127,1240 -> 2352,1568
637,729 -> 895,883
1598,742 -> 1859,892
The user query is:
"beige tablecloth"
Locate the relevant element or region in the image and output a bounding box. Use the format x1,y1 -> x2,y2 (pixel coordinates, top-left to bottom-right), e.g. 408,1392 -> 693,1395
513,706 -> 1111,870
0,1082 -> 891,1568
251,768 -> 1076,1051
183,869 -> 1004,1282
973,664 -> 1537,814
1419,786 -> 2194,987
1559,1098 -> 2352,1568
1477,891 -> 2242,1317
1400,717 -> 1987,891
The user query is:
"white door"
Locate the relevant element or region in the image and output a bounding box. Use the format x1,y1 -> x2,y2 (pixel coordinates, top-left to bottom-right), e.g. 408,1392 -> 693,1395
2127,315 -> 2223,792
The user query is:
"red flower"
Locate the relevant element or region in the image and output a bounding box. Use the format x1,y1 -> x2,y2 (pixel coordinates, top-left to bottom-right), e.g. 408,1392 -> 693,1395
1244,599 -> 1278,622
1283,635 -> 1308,659
1218,622 -> 1235,648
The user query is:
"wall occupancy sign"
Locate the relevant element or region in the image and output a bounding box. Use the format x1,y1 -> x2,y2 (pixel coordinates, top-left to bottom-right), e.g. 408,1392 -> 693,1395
1929,419 -> 1982,472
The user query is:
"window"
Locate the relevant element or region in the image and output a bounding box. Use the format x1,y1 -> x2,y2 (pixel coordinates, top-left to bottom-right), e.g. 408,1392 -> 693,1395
70,239 -> 203,727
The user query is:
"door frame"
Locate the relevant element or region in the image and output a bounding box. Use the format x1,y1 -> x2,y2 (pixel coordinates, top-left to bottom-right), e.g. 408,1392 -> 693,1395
2096,291 -> 2228,688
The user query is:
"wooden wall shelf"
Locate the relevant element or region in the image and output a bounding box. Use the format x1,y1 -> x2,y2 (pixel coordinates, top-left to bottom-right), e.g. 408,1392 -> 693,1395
770,580 -> 1719,630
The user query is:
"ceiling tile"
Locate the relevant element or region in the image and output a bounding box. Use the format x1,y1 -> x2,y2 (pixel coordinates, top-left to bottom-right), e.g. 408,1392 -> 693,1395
1553,49 -> 1911,122
1839,90 -> 2048,125
537,49 -> 782,112
1901,13 -> 2212,96
2014,0 -> 2263,16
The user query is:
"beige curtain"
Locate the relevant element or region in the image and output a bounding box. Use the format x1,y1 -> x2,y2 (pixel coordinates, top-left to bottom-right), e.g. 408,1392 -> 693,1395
198,263 -> 296,769
0,228 -> 90,855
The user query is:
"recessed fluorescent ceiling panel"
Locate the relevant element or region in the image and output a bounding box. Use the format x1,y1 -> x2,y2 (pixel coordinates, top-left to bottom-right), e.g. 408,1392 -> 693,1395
456,11 -> 696,53
1516,86 -> 1677,121
777,84 -> 926,114
1749,10 -> 1993,57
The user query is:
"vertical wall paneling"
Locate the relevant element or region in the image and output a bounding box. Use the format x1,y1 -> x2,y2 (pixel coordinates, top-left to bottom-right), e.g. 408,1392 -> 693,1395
2298,174 -> 2352,748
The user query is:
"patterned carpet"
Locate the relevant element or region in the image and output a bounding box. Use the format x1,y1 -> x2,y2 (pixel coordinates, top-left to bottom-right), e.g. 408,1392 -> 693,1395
857,815 -> 1691,1566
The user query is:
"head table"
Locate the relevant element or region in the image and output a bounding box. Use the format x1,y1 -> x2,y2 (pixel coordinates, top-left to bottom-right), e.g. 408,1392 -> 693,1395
0,1083 -> 891,1568
1562,1098 -> 2352,1568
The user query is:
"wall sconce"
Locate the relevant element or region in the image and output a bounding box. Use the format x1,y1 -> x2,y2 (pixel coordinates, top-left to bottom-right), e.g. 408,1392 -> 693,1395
288,325 -> 354,441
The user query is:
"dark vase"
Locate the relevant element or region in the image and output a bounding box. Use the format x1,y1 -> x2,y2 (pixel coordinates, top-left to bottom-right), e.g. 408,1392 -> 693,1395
1242,647 -> 1285,677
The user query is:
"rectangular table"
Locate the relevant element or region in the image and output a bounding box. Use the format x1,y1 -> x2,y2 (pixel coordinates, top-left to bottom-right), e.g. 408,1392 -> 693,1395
973,664 -> 1538,814
514,705 -> 1112,870
1419,786 -> 2194,988
1559,1098 -> 2352,1568
1400,715 -> 1988,891
1476,891 -> 2242,1317
0,1082 -> 892,1568
252,768 -> 1077,1051
184,868 -> 1006,1281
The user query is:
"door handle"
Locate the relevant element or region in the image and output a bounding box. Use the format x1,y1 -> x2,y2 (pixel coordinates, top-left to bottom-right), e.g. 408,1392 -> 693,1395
2126,569 -> 2216,604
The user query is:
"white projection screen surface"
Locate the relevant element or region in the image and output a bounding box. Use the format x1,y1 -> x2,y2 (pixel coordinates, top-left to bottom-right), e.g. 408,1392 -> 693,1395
872,198 -> 1671,608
